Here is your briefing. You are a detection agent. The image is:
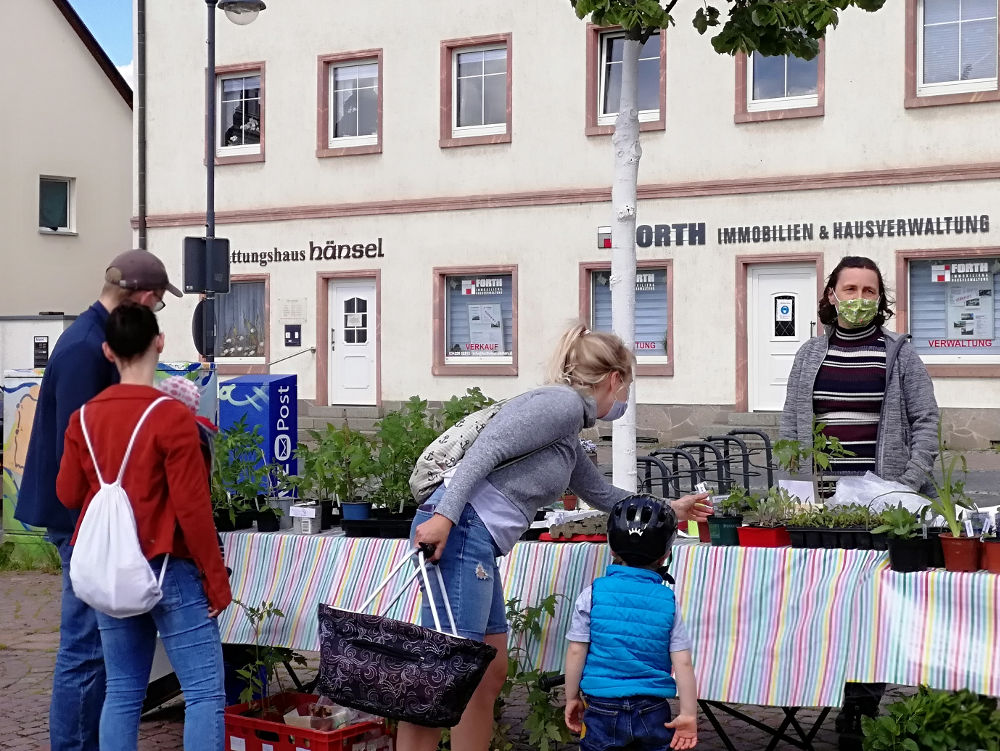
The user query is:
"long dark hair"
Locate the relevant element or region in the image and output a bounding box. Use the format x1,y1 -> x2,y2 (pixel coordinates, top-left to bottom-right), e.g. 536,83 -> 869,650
818,256 -> 895,327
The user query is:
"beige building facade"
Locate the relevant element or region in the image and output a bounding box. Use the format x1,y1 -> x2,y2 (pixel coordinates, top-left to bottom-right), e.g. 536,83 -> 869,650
1,0 -> 133,318
141,0 -> 1000,446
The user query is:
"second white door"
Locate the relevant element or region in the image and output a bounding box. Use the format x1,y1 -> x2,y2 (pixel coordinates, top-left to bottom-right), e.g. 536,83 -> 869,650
328,278 -> 377,405
747,264 -> 817,412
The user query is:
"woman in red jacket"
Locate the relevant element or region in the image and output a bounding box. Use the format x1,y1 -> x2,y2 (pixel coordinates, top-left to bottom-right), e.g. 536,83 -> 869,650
57,301 -> 231,751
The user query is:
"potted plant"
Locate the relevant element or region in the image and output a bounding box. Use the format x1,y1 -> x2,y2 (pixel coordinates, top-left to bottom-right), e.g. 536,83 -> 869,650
288,441 -> 338,530
861,685 -> 1000,751
773,421 -> 855,501
367,397 -> 439,537
870,504 -> 929,573
830,504 -> 876,550
707,486 -> 754,547
212,416 -> 268,531
309,422 -> 378,522
737,487 -> 793,548
786,506 -> 825,549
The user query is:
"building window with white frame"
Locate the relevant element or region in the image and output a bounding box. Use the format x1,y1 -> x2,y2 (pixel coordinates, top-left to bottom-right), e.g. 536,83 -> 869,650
444,273 -> 514,363
453,45 -> 507,136
918,0 -> 998,96
591,268 -> 669,361
216,280 -> 266,361
218,72 -> 261,155
598,31 -> 661,125
330,60 -> 378,146
908,254 -> 1000,361
38,177 -> 73,233
747,52 -> 819,111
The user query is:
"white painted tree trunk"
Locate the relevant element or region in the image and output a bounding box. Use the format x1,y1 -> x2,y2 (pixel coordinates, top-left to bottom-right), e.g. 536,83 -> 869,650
610,38 -> 641,493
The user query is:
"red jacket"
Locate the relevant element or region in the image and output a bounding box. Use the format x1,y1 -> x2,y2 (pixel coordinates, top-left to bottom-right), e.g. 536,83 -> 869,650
56,384 -> 232,612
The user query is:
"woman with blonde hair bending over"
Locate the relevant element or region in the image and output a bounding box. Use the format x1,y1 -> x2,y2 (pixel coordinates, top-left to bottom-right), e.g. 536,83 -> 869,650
402,323 -> 712,751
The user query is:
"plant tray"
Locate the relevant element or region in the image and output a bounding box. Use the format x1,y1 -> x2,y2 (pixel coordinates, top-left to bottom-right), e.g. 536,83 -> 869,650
341,518 -> 414,539
537,533 -> 607,543
224,692 -> 391,751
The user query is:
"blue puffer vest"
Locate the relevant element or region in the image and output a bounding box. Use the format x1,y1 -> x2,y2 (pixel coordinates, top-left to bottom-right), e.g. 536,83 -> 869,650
580,565 -> 677,699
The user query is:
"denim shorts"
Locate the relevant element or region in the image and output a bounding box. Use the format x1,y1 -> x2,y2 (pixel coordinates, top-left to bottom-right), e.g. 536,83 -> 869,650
409,487 -> 507,641
581,695 -> 674,751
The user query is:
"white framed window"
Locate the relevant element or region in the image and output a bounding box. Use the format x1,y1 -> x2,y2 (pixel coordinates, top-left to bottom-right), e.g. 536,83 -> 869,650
918,0 -> 998,96
597,31 -> 661,126
218,72 -> 261,156
444,273 -> 514,364
452,44 -> 508,137
38,176 -> 74,234
590,268 -> 670,363
747,52 -> 819,111
330,60 -> 378,148
908,254 -> 1000,363
216,280 -> 266,363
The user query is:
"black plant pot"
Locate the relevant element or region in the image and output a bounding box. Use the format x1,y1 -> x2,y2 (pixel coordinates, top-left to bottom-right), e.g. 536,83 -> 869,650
256,509 -> 280,532
926,529 -> 946,568
820,529 -> 840,550
871,532 -> 888,551
801,528 -> 823,549
787,527 -> 808,549
852,528 -> 874,550
886,537 -> 929,572
320,499 -> 337,530
214,510 -> 256,532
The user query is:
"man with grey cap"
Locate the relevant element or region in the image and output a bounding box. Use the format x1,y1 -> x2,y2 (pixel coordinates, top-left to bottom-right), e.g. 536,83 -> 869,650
16,249 -> 180,751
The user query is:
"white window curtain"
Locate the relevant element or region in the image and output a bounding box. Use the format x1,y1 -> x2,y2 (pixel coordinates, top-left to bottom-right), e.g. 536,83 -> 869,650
455,47 -> 507,129
332,62 -> 378,141
591,268 -> 669,358
921,0 -> 997,88
216,281 -> 266,358
445,274 -> 513,359
219,74 -> 261,149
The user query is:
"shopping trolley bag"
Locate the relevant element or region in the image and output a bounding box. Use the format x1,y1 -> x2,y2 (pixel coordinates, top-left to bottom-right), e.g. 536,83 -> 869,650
317,545 -> 498,728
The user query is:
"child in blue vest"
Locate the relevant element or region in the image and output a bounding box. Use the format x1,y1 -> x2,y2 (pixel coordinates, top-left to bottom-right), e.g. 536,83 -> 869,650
564,494 -> 698,750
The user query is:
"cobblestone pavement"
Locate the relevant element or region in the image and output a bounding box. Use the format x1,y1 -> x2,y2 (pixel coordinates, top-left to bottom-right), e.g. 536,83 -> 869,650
0,570 -> 892,750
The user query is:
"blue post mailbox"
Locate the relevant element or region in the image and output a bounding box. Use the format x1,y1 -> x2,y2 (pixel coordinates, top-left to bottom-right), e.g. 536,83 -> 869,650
218,374 -> 297,491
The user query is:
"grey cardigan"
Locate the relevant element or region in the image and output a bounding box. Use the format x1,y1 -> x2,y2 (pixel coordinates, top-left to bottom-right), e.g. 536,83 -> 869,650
434,385 -> 631,526
778,328 -> 940,491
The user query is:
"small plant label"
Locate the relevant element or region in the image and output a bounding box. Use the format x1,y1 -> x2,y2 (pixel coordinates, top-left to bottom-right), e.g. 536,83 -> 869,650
290,504 -> 318,518
965,519 -> 975,537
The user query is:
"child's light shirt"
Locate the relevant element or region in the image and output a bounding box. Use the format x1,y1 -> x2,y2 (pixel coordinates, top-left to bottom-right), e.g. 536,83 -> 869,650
566,584 -> 693,653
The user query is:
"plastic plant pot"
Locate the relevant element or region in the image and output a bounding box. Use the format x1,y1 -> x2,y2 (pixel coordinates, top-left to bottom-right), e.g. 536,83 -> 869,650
939,533 -> 982,573
981,539 -> 1000,573
787,527 -> 807,549
341,501 -> 372,521
886,537 -> 928,573
256,509 -> 280,532
819,529 -> 839,550
870,532 -> 888,551
696,520 -> 712,543
802,529 -> 823,549
707,516 -> 741,546
737,525 -> 791,548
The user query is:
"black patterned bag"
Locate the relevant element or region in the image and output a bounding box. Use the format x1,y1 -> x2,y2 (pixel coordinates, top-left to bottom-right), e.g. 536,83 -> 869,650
317,549 -> 498,728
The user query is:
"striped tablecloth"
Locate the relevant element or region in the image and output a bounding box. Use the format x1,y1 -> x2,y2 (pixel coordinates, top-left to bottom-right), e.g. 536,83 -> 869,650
218,533 -> 1000,707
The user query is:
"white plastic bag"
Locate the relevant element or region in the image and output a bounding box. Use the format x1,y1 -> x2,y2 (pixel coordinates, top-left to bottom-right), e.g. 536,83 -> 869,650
70,398 -> 169,618
828,471 -> 924,513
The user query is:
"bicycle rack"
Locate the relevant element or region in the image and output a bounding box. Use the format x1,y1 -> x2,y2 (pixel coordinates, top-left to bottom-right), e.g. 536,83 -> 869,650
726,428 -> 775,488
646,447 -> 703,499
673,440 -> 731,492
704,434 -> 752,491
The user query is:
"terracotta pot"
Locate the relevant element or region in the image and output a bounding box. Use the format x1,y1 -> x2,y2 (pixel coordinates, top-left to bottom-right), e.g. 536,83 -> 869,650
696,520 -> 712,543
737,525 -> 791,548
939,533 -> 982,573
981,539 -> 1000,574
560,493 -> 578,511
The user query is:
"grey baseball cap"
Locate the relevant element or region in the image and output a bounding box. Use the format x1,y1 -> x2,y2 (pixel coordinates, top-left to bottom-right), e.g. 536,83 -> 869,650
105,249 -> 182,297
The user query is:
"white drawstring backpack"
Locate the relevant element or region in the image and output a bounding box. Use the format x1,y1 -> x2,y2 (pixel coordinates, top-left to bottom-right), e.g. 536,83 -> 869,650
70,396 -> 171,618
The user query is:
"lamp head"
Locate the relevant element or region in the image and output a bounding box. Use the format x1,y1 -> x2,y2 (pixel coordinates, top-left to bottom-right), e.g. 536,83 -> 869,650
217,0 -> 266,25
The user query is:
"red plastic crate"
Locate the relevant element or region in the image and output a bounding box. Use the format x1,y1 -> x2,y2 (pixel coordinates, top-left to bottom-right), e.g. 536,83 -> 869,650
224,692 -> 393,751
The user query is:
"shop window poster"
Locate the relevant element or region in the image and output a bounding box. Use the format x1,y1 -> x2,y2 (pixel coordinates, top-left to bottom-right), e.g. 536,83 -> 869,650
467,304 -> 504,354
947,284 -> 993,340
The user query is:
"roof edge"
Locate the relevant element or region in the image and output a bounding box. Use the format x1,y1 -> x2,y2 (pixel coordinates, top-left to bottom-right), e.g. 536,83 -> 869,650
51,0 -> 133,109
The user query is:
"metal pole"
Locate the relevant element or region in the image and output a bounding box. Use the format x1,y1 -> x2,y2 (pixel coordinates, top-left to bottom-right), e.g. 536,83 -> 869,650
204,0 -> 216,362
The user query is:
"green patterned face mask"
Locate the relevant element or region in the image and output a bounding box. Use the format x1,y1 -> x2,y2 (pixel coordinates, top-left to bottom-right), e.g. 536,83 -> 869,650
833,293 -> 879,327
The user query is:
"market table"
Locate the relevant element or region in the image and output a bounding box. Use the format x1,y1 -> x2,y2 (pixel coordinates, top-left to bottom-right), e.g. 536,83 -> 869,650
218,533 -> 1000,710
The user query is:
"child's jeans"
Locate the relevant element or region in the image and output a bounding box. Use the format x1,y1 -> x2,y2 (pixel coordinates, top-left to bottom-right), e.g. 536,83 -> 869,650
581,695 -> 675,751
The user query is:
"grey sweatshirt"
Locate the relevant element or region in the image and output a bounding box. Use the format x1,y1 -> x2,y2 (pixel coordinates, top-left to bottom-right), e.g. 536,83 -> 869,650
433,385 -> 631,525
779,328 -> 940,492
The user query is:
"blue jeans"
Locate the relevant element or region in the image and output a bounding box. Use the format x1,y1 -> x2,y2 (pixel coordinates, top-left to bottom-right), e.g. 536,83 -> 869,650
49,531 -> 105,751
581,695 -> 675,751
96,557 -> 226,751
409,489 -> 507,641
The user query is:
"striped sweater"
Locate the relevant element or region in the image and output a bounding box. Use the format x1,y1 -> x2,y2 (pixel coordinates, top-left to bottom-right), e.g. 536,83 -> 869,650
812,324 -> 886,475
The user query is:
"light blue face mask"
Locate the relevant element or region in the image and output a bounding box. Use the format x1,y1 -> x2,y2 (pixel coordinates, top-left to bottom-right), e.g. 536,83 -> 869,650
601,400 -> 628,421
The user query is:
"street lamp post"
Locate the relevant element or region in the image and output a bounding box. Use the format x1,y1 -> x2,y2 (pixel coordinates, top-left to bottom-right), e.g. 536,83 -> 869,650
196,0 -> 265,363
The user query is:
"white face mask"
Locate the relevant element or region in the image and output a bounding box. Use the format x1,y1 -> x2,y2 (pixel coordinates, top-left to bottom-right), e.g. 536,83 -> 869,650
601,400 -> 628,422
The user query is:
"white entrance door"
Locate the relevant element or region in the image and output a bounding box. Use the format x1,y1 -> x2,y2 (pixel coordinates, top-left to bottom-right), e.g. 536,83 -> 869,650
328,278 -> 377,405
747,264 -> 816,412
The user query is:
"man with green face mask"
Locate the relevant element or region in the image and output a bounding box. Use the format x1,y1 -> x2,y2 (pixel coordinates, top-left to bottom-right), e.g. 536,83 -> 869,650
779,255 -> 939,751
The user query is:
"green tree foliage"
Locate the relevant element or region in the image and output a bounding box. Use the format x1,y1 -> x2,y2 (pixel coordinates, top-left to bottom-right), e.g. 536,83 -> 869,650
571,0 -> 886,58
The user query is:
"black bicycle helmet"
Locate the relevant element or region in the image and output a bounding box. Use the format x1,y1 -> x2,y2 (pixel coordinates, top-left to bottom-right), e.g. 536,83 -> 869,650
608,494 -> 678,566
